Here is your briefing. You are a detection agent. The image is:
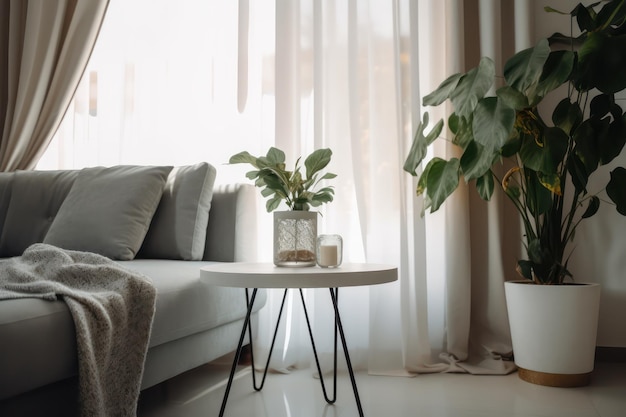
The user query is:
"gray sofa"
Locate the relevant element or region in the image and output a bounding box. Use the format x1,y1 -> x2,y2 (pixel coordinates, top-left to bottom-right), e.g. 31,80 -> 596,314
0,163 -> 265,412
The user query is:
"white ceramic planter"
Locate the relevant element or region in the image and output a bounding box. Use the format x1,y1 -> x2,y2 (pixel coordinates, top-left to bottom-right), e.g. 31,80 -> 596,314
504,280 -> 601,387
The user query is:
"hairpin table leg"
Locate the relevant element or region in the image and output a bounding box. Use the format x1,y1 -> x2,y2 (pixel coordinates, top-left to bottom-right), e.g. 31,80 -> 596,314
219,286 -> 364,417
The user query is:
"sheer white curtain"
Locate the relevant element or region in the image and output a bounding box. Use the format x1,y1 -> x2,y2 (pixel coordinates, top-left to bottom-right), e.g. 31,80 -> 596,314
37,0 -> 533,376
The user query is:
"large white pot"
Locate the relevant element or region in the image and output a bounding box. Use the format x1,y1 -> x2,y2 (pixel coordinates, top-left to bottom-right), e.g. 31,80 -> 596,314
504,280 -> 601,387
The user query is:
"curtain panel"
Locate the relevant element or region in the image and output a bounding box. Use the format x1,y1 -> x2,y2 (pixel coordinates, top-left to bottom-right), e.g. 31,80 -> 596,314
35,0 -> 536,376
0,0 -> 109,172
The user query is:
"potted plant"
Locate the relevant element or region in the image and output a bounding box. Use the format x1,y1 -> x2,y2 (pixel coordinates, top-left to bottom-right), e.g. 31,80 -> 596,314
230,147 -> 336,266
404,1 -> 626,386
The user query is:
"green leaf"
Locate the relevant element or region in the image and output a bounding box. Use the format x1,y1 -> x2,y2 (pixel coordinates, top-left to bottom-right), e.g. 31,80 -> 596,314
311,189 -> 334,206
537,171 -> 562,195
423,73 -> 463,107
590,94 -> 612,118
519,127 -> 568,175
450,57 -> 495,118
567,154 -> 589,194
543,6 -> 568,15
403,112 -> 444,175
527,237 -> 544,264
451,115 -> 474,149
525,169 -> 552,216
460,141 -> 498,181
544,127 -> 570,167
319,172 -> 337,180
262,172 -> 288,197
245,170 -> 260,180
229,151 -> 259,166
582,195 -> 600,219
291,170 -> 303,191
573,119 -> 602,174
577,33 -> 626,93
575,3 -> 596,32
504,39 -> 550,93
552,98 -> 582,136
254,176 -> 266,188
595,0 -> 626,31
606,167 -> 626,215
416,158 -> 436,197
501,133 -> 521,157
531,50 -> 575,103
496,86 -> 529,110
305,148 -> 332,178
315,186 -> 335,196
547,31 -> 586,48
266,196 -> 282,212
425,158 -> 461,213
476,171 -> 495,201
448,113 -> 459,134
472,97 -> 516,152
261,187 -> 275,197
266,147 -> 286,165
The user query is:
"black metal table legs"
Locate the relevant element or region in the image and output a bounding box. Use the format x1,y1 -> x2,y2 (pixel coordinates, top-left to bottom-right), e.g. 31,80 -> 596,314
218,288 -> 259,417
218,287 -> 364,417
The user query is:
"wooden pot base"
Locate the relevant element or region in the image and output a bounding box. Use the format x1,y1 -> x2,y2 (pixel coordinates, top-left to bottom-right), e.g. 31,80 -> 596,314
518,367 -> 592,387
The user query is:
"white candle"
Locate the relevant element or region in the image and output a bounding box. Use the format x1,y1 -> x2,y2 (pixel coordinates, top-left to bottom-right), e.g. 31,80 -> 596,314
319,245 -> 338,267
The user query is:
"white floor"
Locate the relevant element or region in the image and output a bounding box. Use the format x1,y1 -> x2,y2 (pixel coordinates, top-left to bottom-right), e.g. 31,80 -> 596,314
138,359 -> 626,417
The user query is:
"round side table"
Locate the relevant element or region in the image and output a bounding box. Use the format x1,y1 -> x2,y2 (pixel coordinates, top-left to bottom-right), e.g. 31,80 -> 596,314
201,262 -> 397,417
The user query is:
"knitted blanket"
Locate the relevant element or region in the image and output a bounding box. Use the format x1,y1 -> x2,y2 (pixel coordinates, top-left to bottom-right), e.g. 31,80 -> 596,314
0,243 -> 156,417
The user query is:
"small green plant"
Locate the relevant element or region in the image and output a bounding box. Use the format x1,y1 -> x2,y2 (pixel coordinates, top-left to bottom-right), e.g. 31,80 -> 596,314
229,147 -> 336,211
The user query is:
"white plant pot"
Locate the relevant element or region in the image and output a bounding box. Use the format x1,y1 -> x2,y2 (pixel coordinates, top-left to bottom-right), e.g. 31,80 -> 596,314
504,280 -> 601,387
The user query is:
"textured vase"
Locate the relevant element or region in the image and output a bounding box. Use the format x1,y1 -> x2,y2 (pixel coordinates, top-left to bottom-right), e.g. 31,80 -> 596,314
505,280 -> 601,387
273,211 -> 317,267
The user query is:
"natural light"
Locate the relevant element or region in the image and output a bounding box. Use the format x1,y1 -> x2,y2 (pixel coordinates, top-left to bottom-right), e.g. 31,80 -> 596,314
32,0 -> 454,376
37,0 -> 283,187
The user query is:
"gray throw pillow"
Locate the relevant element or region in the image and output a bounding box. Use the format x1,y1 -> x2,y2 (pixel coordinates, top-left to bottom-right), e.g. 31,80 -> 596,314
0,170 -> 79,257
44,165 -> 172,260
138,162 -> 217,260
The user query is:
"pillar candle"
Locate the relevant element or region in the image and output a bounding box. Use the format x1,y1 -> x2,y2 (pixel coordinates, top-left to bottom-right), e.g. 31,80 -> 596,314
319,245 -> 338,267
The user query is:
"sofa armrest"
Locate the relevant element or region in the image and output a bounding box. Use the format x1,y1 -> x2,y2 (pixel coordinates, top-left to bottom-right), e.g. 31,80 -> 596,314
203,184 -> 257,262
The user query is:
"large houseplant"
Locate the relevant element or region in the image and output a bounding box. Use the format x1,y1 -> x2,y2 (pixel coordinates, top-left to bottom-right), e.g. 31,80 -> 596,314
404,1 -> 626,385
230,147 -> 336,266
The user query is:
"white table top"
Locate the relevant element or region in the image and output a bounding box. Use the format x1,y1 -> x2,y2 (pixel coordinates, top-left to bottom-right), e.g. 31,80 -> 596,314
200,262 -> 398,289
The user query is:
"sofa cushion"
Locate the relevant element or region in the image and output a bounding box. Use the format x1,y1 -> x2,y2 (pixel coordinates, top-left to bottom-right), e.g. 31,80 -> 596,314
0,259 -> 266,400
119,260 -> 265,347
139,162 -> 217,260
0,170 -> 79,257
0,298 -> 77,400
44,165 -> 172,260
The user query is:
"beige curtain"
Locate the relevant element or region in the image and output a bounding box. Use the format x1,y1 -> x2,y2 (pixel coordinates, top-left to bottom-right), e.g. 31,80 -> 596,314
412,0 -> 533,374
394,0 -> 533,374
0,0 -> 109,172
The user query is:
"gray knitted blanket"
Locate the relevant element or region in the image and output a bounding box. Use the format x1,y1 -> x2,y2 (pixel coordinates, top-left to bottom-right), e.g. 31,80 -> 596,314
0,243 -> 156,417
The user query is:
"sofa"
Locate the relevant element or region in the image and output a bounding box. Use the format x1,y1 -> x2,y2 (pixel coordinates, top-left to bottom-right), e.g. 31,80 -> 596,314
0,163 -> 266,414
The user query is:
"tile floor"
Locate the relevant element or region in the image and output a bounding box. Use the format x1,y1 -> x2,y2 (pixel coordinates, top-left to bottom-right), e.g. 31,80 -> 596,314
138,358 -> 626,417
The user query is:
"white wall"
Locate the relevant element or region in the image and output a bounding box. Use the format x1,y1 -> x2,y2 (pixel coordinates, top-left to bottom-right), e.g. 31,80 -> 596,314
532,0 -> 626,347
